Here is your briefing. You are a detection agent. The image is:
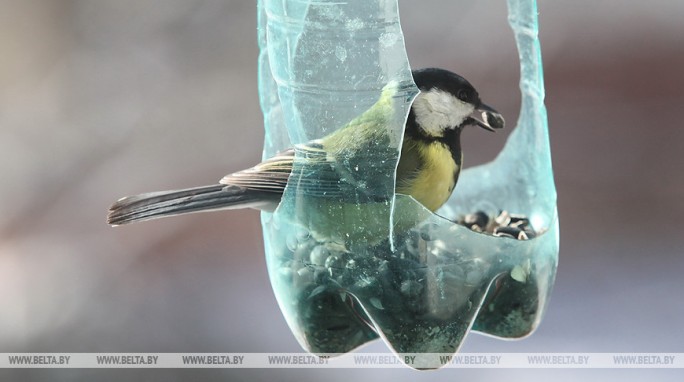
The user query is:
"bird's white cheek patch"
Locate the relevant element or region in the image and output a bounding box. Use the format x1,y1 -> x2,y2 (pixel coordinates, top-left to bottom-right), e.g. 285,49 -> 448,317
413,89 -> 474,137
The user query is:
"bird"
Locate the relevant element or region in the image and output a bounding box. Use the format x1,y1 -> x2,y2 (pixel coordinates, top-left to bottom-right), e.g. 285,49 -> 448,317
107,68 -> 504,245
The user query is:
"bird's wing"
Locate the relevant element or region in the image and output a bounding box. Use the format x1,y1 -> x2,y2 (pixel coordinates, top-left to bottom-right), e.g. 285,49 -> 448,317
219,143 -> 348,198
220,149 -> 294,194
221,137 -> 395,202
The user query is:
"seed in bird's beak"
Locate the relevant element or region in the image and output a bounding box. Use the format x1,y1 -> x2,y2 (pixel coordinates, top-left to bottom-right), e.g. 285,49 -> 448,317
483,110 -> 505,130
466,103 -> 505,132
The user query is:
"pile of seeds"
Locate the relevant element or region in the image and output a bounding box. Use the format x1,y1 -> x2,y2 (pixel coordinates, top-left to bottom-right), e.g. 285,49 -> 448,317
456,210 -> 537,240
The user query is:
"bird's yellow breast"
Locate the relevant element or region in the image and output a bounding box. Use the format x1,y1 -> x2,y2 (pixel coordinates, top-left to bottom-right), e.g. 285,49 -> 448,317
400,141 -> 459,212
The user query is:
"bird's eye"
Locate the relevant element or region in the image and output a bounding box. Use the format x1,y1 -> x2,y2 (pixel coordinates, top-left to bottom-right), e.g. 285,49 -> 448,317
457,89 -> 470,102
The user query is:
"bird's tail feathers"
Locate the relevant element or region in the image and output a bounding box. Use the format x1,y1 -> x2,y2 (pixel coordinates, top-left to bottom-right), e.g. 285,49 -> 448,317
107,184 -> 275,225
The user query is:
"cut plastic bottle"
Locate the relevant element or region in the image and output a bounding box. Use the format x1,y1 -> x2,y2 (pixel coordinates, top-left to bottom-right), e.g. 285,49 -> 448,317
257,0 -> 558,370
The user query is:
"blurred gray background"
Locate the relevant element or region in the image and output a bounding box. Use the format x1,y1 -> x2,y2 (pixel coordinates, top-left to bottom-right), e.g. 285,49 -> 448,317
1,0 -> 683,381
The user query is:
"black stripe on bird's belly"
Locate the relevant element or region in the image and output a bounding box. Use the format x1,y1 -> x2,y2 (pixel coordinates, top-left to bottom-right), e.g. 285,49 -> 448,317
405,113 -> 463,173
441,128 -> 463,189
439,127 -> 463,169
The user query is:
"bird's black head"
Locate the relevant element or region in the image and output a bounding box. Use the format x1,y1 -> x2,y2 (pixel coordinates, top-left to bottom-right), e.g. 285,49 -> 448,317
410,68 -> 505,138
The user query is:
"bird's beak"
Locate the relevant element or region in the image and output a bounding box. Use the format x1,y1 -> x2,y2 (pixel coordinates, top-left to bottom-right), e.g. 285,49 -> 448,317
467,103 -> 505,132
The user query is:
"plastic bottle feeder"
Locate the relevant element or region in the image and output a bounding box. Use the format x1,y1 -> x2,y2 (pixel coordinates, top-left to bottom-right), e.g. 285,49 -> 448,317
257,0 -> 558,370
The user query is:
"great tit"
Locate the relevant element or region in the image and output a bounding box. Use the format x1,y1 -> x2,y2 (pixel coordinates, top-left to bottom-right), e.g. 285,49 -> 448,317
107,68 -> 504,232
